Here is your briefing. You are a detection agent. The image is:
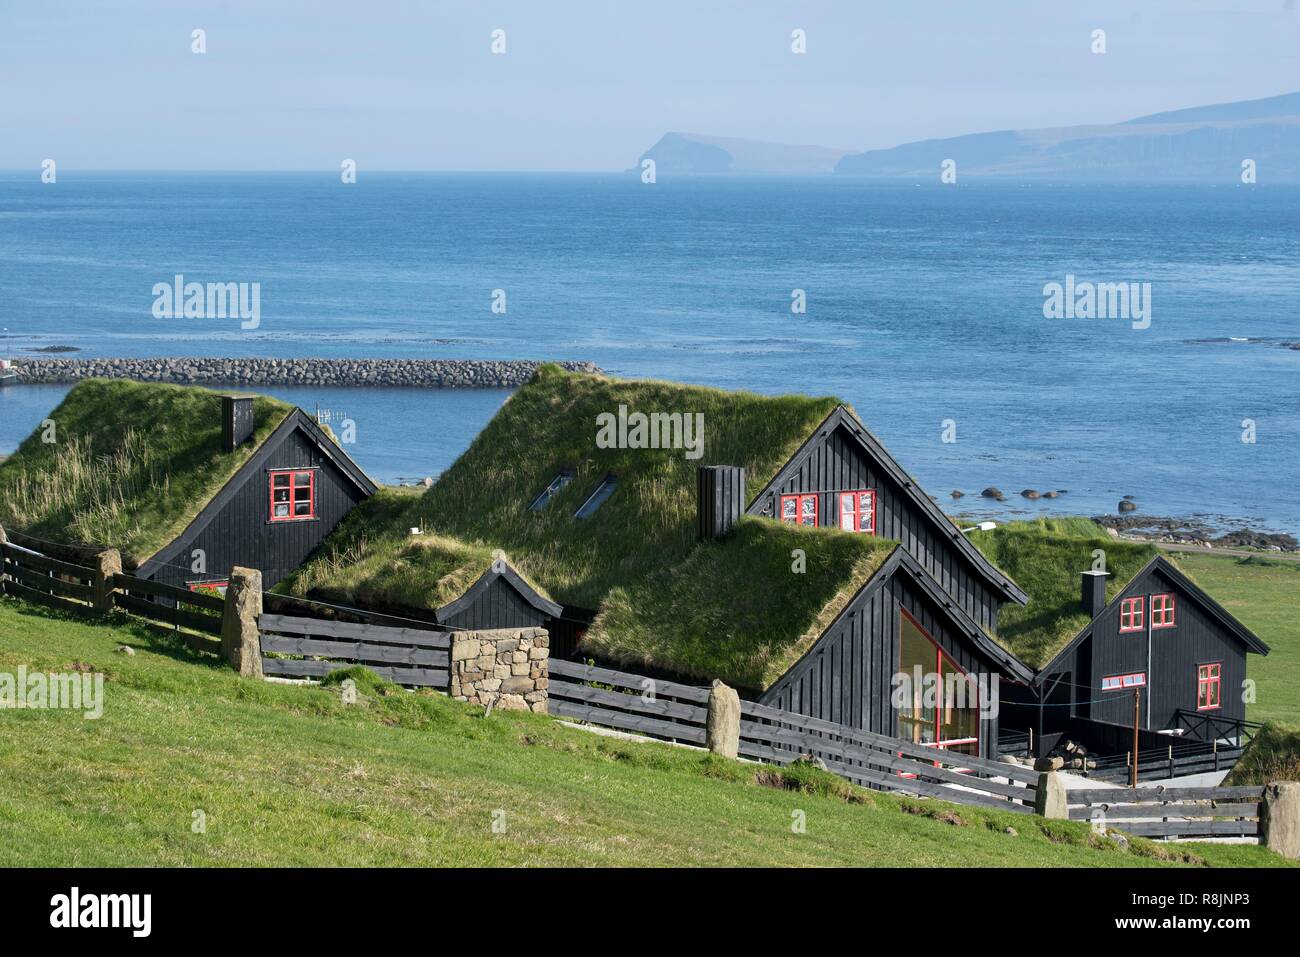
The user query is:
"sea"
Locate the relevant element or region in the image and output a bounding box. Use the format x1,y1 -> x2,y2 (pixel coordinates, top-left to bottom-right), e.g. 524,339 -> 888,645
1,172 -> 1298,532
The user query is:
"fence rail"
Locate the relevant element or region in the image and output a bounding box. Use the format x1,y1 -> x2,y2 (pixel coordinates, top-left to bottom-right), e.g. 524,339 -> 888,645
548,659 -> 1038,813
1067,785 -> 1265,840
259,613 -> 451,688
0,541 -> 99,614
113,572 -> 224,638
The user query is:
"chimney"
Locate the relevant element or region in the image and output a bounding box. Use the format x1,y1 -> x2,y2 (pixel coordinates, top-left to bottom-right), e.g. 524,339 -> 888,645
697,466 -> 745,542
222,395 -> 256,452
1081,569 -> 1109,620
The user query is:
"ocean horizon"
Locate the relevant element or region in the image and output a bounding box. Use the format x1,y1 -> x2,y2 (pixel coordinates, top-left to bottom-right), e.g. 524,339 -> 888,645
2,172 -> 1298,532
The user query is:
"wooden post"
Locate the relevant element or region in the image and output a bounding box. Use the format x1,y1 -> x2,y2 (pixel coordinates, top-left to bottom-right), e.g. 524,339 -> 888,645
1131,688 -> 1141,788
91,547 -> 121,613
219,567 -> 263,677
1167,744 -> 1174,780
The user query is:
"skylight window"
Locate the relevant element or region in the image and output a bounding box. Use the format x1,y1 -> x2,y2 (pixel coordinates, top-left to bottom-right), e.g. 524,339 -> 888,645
574,473 -> 618,519
529,468 -> 574,511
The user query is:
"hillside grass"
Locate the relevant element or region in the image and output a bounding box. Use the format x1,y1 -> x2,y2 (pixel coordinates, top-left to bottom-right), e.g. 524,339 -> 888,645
585,517 -> 897,691
1225,721 -> 1300,786
968,518 -> 1159,669
0,600 -> 1287,868
0,379 -> 291,565
291,364 -> 843,614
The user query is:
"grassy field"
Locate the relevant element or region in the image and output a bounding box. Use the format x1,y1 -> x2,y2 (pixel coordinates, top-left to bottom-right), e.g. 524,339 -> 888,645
0,600 -> 1289,868
1168,551 -> 1300,725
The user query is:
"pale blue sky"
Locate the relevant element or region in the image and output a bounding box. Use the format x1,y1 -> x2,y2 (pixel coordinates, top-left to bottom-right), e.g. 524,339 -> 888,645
3,0 -> 1299,171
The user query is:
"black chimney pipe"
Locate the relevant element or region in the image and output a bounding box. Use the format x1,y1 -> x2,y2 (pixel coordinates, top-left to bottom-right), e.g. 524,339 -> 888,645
1081,569 -> 1109,620
222,395 -> 256,452
697,466 -> 746,542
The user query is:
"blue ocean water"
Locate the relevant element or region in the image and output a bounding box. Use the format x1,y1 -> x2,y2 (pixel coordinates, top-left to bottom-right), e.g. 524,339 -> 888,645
1,172 -> 1298,530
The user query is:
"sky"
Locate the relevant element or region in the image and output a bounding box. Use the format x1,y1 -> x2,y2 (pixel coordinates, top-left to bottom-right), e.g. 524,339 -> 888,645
3,0 -> 1300,171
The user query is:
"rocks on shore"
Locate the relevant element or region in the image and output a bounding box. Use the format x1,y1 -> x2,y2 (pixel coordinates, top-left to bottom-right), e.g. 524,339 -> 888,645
980,487 -> 1005,500
8,357 -> 601,389
1118,500 -> 1138,513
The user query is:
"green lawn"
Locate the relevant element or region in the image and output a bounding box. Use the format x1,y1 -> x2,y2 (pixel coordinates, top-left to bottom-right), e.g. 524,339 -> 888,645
0,600 -> 1289,867
1167,552 -> 1300,725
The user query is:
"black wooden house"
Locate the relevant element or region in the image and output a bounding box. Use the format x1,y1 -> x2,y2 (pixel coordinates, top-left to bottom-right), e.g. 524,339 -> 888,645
1022,556 -> 1269,754
138,395 -> 377,591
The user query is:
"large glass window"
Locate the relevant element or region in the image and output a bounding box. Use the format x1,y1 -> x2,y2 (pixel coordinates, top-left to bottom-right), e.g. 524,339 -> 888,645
1197,663 -> 1222,711
269,469 -> 315,522
897,610 -> 980,756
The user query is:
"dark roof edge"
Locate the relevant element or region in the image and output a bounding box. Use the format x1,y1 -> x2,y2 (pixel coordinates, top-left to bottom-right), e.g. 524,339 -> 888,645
746,405 -> 1029,606
436,559 -> 564,623
137,408 -> 376,578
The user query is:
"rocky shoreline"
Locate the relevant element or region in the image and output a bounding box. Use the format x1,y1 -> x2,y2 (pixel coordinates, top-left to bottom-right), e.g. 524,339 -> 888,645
7,357 -> 602,389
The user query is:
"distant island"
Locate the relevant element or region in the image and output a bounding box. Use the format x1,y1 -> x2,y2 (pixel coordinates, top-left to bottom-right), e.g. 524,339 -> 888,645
638,90 -> 1300,180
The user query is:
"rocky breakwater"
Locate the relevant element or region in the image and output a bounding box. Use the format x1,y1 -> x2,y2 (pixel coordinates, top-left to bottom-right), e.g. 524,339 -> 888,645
11,357 -> 601,388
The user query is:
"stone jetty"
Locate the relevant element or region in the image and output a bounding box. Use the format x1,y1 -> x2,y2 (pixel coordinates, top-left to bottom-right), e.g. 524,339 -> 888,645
9,357 -> 601,388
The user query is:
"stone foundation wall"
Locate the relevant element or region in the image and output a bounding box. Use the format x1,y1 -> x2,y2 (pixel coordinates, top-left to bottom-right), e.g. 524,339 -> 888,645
449,627 -> 548,713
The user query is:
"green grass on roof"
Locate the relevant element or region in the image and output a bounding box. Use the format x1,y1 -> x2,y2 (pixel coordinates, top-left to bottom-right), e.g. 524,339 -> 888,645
1224,721 -> 1300,786
297,364 -> 843,614
968,517 -> 1159,669
583,517 -> 897,691
277,486 -> 552,612
0,379 -> 292,566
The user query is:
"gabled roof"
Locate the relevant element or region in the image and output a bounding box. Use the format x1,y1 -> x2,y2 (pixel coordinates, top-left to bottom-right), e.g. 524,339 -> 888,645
290,365 -> 845,614
748,405 -> 1029,606
1036,555 -> 1270,682
437,558 -> 563,623
138,408 -> 377,578
0,379 -> 295,566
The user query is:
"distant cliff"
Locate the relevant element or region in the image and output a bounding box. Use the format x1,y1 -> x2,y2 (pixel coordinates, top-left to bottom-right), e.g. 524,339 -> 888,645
637,132 -> 852,175
637,91 -> 1300,181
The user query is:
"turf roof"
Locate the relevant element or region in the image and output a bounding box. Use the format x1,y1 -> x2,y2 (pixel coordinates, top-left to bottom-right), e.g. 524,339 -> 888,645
583,517 -> 897,691
0,379 -> 292,566
291,364 -> 845,614
967,517 -> 1161,669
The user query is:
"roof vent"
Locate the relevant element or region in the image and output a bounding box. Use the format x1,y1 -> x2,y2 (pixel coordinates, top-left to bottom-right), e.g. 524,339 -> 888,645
221,395 -> 255,452
574,473 -> 618,519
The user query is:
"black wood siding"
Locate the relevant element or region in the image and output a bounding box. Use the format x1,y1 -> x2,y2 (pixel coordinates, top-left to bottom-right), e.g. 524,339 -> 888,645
759,570 -> 1003,760
1047,565 -> 1249,740
439,577 -> 551,631
748,422 -> 1001,631
149,426 -> 367,591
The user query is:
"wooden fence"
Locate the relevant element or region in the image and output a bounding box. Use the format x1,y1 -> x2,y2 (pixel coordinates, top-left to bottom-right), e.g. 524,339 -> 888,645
1067,785 -> 1265,840
548,658 -> 1039,814
259,613 -> 451,688
0,541 -> 99,614
113,572 -> 224,640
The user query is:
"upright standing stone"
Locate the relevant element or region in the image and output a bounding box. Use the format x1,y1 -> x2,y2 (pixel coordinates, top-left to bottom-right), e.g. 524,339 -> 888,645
219,566 -> 263,678
1034,771 -> 1068,819
91,547 -> 121,613
1260,781 -> 1300,860
706,680 -> 741,759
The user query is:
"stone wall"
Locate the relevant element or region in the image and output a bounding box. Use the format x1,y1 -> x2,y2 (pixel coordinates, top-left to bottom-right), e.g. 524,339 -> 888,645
9,357 -> 600,389
449,628 -> 548,713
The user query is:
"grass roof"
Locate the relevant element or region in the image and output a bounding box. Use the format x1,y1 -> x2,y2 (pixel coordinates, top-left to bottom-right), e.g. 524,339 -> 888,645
967,517 -> 1160,669
290,364 -> 844,614
583,517 -> 897,691
0,379 -> 292,566
278,486 -> 553,612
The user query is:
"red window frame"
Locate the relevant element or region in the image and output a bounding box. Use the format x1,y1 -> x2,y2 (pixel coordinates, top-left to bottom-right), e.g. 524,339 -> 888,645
188,580 -> 229,596
1197,663 -> 1222,711
1119,596 -> 1144,633
1101,672 -> 1146,691
269,469 -> 316,522
896,608 -> 981,761
838,489 -> 877,534
1151,592 -> 1176,629
779,493 -> 818,527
